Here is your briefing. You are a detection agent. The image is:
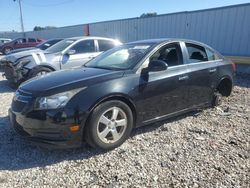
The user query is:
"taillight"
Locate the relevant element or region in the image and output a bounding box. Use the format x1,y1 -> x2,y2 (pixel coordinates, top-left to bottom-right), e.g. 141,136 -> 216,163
232,63 -> 236,72
228,59 -> 236,72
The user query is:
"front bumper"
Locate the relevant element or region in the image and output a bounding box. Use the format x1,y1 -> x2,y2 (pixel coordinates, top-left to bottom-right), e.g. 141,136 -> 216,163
9,108 -> 85,149
2,61 -> 29,84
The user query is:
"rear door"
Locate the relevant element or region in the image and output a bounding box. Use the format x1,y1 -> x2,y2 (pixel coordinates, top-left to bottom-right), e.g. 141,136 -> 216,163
61,39 -> 99,69
183,42 -> 218,107
135,42 -> 190,123
27,38 -> 37,47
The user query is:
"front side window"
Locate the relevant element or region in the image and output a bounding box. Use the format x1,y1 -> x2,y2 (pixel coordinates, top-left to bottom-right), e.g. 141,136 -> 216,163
85,44 -> 153,70
150,43 -> 183,67
70,40 -> 95,54
15,38 -> 26,44
186,43 -> 208,63
98,40 -> 116,51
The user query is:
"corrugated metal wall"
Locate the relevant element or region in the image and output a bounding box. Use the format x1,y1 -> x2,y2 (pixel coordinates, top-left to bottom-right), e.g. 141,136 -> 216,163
0,24 -> 86,40
0,3 -> 250,56
90,4 -> 250,56
25,24 -> 86,39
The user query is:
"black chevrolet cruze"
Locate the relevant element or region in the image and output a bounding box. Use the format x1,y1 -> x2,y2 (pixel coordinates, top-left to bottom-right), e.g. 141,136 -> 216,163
9,39 -> 235,150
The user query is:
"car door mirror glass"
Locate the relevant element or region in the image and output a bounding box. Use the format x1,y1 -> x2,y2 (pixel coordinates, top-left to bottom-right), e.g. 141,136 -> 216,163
148,60 -> 168,72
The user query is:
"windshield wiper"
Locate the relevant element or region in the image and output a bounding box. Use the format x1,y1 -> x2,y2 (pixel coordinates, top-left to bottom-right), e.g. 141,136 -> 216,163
83,65 -> 122,71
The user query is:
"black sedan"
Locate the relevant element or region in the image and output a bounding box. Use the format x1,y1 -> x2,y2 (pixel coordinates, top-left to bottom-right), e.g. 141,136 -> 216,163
9,39 -> 235,150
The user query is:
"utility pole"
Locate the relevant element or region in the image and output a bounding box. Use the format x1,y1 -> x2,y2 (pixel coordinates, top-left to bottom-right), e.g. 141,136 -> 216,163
14,0 -> 25,37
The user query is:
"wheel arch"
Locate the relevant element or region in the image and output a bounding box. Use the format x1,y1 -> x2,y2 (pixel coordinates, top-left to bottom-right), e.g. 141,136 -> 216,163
86,94 -> 137,128
216,76 -> 233,97
33,64 -> 56,71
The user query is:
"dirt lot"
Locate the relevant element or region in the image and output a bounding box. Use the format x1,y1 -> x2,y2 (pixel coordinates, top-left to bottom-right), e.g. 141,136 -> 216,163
0,74 -> 249,187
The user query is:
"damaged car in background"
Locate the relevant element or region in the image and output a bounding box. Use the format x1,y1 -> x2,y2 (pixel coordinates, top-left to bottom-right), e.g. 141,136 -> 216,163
1,36 -> 121,87
0,37 -> 44,55
0,38 -> 62,71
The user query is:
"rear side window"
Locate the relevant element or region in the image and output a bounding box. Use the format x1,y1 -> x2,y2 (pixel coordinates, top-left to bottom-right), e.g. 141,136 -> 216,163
28,38 -> 36,42
205,48 -> 221,61
71,40 -> 95,54
186,43 -> 208,63
98,40 -> 116,51
150,43 -> 183,67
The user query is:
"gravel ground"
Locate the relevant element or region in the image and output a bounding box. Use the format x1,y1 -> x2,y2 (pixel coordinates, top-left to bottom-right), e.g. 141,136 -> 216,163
0,74 -> 249,188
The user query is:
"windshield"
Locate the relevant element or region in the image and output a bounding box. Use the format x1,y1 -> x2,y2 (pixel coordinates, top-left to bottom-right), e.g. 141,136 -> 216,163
37,39 -> 62,50
45,39 -> 76,53
85,44 -> 153,70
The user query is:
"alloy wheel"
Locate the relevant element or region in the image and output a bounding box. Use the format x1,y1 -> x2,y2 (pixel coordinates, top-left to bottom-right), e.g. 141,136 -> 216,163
36,71 -> 48,76
97,107 -> 127,144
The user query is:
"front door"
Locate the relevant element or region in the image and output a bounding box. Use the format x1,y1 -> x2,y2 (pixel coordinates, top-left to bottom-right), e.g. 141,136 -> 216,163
61,39 -> 100,69
14,38 -> 27,49
134,42 -> 190,123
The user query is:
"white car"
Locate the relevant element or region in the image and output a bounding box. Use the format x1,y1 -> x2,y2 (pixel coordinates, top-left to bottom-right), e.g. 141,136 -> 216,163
2,36 -> 122,87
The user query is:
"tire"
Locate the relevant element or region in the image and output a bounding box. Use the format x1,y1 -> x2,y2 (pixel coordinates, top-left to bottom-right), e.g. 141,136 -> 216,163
85,100 -> 133,150
29,67 -> 53,79
8,82 -> 19,89
211,91 -> 222,107
3,47 -> 13,54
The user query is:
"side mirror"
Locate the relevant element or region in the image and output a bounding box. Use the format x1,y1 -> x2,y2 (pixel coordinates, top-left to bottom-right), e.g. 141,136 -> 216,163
66,49 -> 76,56
148,60 -> 168,72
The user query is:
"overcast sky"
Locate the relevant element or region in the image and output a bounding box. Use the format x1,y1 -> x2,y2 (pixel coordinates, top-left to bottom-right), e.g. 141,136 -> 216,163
0,0 -> 249,32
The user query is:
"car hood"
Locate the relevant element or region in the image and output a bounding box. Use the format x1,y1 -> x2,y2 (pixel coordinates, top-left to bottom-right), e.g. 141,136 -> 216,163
8,47 -> 36,54
4,48 -> 43,64
4,50 -> 59,65
19,67 -> 124,96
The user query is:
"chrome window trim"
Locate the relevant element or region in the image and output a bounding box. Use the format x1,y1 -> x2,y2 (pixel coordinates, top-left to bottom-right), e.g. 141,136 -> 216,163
186,59 -> 223,66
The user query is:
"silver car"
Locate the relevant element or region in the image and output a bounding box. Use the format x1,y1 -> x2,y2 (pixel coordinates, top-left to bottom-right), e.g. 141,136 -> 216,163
1,36 -> 121,87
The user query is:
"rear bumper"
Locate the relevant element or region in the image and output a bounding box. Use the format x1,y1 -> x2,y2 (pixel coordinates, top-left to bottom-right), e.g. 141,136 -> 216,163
9,109 -> 84,149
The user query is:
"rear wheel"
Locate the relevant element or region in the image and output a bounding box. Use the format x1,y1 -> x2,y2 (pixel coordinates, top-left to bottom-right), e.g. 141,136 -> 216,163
29,67 -> 53,79
85,100 -> 133,150
212,91 -> 222,107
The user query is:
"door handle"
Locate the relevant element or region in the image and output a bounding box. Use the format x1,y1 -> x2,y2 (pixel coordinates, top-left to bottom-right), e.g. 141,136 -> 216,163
178,75 -> 189,81
88,55 -> 96,59
209,68 -> 217,73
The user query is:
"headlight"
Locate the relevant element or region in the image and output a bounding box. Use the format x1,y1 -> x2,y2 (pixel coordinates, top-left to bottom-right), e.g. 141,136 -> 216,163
16,59 -> 30,69
35,88 -> 86,110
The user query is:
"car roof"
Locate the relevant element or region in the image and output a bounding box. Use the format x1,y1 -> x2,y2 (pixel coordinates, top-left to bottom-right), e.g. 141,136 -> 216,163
127,38 -> 214,49
67,36 -> 119,41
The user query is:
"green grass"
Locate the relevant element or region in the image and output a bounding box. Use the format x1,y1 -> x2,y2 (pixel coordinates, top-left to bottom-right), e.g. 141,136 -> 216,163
226,56 -> 250,65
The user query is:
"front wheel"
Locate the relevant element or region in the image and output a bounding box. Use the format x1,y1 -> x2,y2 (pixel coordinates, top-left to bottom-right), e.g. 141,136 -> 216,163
3,47 -> 13,54
29,67 -> 53,79
85,100 -> 133,150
